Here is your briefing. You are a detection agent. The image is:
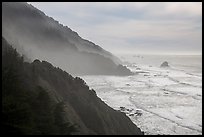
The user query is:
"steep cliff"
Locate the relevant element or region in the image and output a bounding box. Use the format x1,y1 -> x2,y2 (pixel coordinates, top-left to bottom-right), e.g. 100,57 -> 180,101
2,37 -> 143,135
2,2 -> 131,76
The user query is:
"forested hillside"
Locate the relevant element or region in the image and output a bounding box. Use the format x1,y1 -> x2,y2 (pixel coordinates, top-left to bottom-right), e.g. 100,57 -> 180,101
2,37 -> 143,135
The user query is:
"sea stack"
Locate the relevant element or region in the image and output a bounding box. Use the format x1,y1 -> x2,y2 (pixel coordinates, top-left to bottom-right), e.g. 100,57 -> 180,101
160,61 -> 169,67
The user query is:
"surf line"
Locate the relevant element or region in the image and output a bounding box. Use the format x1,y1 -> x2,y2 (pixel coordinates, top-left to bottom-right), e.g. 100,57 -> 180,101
128,96 -> 202,134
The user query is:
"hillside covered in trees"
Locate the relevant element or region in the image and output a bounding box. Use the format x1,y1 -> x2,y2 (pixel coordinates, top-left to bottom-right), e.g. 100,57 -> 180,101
2,37 -> 143,135
2,2 -> 132,76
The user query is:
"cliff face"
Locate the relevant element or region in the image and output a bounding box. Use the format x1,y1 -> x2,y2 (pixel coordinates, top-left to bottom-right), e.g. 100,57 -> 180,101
2,2 -> 131,76
2,37 -> 143,135
31,61 -> 142,134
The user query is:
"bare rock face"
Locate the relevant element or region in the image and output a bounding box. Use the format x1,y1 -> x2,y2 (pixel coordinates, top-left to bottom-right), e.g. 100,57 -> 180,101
160,61 -> 169,67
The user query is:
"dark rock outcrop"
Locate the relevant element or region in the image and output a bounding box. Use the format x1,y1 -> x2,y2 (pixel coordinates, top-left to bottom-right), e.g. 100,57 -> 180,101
160,61 -> 169,67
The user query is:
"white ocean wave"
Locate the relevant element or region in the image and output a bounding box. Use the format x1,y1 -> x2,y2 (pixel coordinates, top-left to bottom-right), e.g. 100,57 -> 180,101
81,55 -> 202,135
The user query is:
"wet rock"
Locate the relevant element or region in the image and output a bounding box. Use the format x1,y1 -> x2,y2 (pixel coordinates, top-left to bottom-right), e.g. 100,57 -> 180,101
126,84 -> 130,86
134,110 -> 142,116
129,109 -> 134,112
164,92 -> 169,94
129,114 -> 134,117
120,107 -> 126,111
160,61 -> 169,67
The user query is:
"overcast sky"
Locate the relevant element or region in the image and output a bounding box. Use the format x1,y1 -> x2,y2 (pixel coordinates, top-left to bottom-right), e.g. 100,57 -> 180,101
29,2 -> 202,55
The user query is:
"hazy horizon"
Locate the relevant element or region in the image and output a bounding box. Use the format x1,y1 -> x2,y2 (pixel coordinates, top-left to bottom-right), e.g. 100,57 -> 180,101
28,2 -> 202,55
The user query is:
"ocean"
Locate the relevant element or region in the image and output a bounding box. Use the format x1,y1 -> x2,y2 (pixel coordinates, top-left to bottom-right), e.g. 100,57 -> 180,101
80,54 -> 202,135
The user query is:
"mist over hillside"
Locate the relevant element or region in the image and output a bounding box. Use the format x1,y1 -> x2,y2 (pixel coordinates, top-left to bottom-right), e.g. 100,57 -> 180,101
2,2 -> 131,76
2,37 -> 143,135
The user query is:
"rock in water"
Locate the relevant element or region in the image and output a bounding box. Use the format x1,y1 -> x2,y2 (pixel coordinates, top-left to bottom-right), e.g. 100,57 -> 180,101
160,61 -> 169,67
